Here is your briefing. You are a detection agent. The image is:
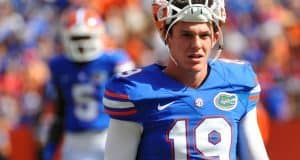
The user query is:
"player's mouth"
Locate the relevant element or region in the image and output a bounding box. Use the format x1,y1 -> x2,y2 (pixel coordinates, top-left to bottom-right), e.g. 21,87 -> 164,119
188,53 -> 204,61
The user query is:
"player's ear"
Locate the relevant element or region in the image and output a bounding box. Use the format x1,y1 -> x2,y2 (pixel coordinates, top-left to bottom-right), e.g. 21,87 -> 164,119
212,30 -> 220,48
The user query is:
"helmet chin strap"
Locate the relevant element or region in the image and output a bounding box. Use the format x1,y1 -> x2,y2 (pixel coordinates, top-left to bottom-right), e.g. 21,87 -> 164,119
169,53 -> 178,66
210,22 -> 224,64
166,44 -> 179,66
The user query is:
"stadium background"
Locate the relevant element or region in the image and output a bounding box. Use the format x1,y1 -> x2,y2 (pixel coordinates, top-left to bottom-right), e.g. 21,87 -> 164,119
0,0 -> 299,159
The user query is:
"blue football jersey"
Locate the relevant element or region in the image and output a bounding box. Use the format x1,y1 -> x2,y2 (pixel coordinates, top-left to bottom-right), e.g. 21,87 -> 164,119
103,59 -> 261,160
49,49 -> 132,132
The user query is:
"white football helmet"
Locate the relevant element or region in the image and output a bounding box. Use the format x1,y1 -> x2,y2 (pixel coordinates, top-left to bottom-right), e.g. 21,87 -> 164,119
152,0 -> 226,41
152,0 -> 226,62
61,7 -> 105,62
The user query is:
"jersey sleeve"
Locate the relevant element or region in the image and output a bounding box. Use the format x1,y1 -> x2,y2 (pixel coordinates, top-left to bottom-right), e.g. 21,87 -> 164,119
218,59 -> 261,113
111,49 -> 135,73
48,57 -> 60,86
244,63 -> 261,113
44,57 -> 65,158
103,75 -> 140,122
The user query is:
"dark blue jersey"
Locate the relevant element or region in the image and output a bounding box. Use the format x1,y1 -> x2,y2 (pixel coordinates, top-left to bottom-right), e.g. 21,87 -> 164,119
49,50 -> 133,132
103,59 -> 260,160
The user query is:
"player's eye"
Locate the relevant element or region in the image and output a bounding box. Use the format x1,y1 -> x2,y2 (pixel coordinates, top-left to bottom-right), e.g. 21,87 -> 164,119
180,32 -> 194,39
199,33 -> 211,39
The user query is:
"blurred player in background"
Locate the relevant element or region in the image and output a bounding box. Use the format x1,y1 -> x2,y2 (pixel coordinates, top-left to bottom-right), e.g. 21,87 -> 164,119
103,0 -> 269,159
43,6 -> 134,160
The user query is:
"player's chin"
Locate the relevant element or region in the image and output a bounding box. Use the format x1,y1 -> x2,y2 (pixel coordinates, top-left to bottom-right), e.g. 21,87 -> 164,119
185,63 -> 204,72
182,58 -> 205,70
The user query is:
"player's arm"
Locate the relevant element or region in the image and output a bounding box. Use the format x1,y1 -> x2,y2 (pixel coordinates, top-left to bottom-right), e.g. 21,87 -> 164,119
103,68 -> 144,160
237,63 -> 269,159
238,108 -> 269,160
103,72 -> 144,160
105,118 -> 143,160
43,85 -> 65,160
47,85 -> 65,144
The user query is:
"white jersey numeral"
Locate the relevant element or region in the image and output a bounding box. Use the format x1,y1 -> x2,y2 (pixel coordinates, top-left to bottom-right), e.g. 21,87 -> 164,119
72,84 -> 99,121
116,68 -> 142,78
167,117 -> 232,160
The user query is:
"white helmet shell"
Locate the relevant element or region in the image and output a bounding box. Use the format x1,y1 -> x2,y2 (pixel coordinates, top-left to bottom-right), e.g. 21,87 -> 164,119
61,7 -> 105,62
152,0 -> 226,41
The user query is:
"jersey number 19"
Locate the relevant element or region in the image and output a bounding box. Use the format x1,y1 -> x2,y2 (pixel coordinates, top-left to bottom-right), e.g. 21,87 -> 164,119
168,117 -> 232,160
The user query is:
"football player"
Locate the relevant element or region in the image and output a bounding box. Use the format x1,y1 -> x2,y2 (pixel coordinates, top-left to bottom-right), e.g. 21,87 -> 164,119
43,7 -> 134,160
103,0 -> 269,160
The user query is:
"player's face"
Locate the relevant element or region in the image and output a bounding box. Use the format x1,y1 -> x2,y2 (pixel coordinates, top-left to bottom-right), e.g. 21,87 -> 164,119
167,21 -> 219,72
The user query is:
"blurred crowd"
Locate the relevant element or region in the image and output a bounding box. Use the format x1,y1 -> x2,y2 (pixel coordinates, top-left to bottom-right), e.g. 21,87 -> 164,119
0,0 -> 299,159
